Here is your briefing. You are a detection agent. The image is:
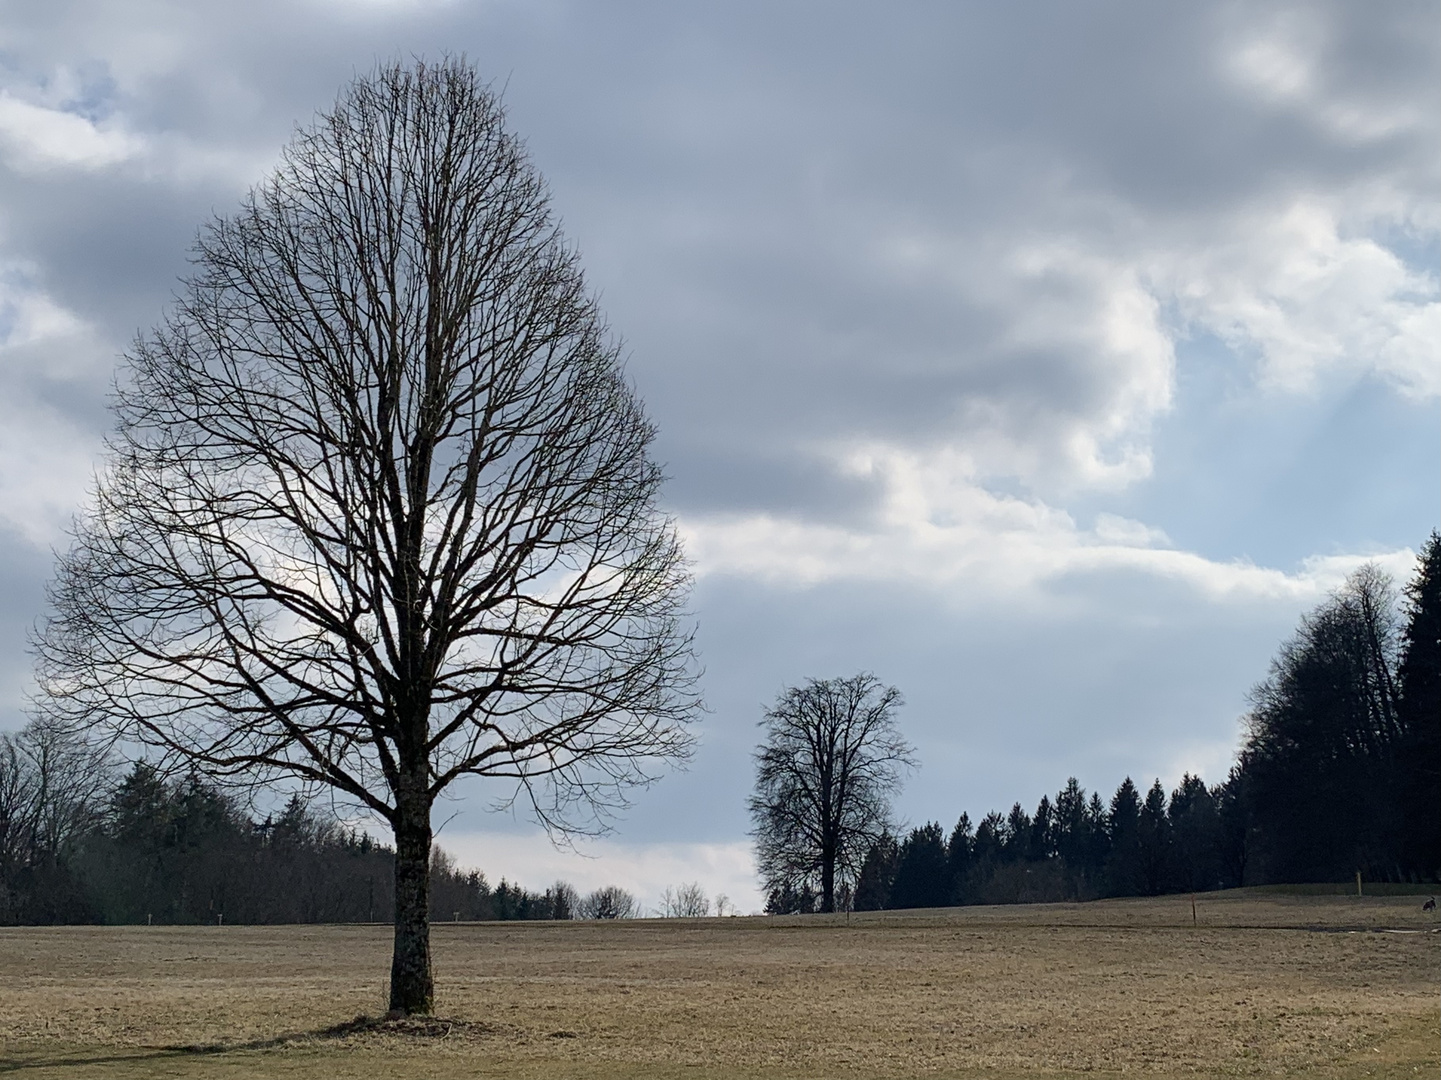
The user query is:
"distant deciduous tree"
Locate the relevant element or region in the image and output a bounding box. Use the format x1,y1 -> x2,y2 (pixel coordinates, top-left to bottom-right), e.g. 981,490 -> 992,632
1242,564 -> 1402,881
0,719 -> 112,923
749,674 -> 915,913
33,60 -> 698,1014
658,881 -> 710,917
578,885 -> 638,920
546,881 -> 579,921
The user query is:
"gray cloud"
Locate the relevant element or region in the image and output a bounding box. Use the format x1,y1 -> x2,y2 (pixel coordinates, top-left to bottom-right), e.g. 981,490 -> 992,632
3,4 -> 1434,491
0,525 -> 53,729
0,0 -> 1433,866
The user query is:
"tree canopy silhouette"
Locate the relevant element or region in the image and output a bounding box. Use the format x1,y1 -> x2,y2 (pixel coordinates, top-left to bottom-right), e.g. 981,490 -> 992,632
1241,564 -> 1403,882
34,60 -> 699,1014
749,674 -> 914,913
1395,533 -> 1440,876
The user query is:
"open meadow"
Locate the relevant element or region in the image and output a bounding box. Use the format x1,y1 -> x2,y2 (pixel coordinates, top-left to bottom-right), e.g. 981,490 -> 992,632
1,890 -> 1436,1079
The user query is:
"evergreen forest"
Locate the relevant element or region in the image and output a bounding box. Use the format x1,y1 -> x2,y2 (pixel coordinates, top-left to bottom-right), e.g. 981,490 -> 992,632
0,758 -> 573,926
773,533 -> 1440,914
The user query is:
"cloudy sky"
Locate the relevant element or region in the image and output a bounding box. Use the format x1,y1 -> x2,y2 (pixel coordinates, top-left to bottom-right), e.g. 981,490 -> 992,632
0,1 -> 1435,912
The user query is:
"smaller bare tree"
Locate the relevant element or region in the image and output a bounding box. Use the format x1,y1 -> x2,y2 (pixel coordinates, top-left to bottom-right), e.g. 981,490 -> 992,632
0,719 -> 113,921
0,737 -> 32,887
749,674 -> 915,913
578,885 -> 637,919
657,881 -> 710,917
548,881 -> 580,920
0,720 -> 112,871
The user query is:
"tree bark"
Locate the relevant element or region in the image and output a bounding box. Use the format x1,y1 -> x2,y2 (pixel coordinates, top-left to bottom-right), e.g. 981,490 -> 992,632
821,846 -> 836,913
389,776 -> 433,1015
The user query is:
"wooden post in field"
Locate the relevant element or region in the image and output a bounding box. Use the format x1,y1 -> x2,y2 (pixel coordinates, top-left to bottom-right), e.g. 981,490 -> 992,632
146,913 -> 152,926
217,913 -> 223,926
1191,895 -> 1197,927
1355,871 -> 1362,897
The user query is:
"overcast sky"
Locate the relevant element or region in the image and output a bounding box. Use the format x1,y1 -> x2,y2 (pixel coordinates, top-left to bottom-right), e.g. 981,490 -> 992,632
0,1 -> 1436,912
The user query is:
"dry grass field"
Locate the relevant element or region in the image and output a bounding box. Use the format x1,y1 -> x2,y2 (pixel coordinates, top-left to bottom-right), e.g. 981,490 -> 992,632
1,889 -> 1436,1079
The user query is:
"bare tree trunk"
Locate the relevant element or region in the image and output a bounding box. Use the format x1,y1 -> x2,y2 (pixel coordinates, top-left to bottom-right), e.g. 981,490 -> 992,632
821,845 -> 836,913
389,769 -> 433,1015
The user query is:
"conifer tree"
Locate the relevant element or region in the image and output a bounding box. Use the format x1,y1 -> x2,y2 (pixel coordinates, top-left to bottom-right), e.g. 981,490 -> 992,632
1137,780 -> 1171,895
889,822 -> 949,909
1104,778 -> 1143,896
1396,533 -> 1440,877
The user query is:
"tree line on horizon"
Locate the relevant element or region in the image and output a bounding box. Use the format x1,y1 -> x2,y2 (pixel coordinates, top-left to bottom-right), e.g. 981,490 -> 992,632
827,772 -> 1243,913
0,755 -> 579,926
6,534 -> 1436,925
764,533 -> 1440,914
1,743 -> 711,926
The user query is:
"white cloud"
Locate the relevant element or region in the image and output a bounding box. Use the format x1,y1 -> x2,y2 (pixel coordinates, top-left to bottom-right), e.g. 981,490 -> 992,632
0,62 -> 275,186
0,272 -> 86,348
0,92 -> 144,171
0,399 -> 96,549
1092,512 -> 1170,548
853,177 -> 1435,510
436,830 -> 763,915
680,441 -> 1415,608
1228,20 -> 1317,103
869,222 -> 1176,494
0,271 -> 106,547
312,0 -> 458,10
1158,735 -> 1250,793
1161,197 -> 1440,399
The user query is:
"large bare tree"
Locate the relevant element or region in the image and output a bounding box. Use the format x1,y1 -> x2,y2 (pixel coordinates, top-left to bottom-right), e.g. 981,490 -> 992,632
34,60 -> 699,1014
749,674 -> 914,913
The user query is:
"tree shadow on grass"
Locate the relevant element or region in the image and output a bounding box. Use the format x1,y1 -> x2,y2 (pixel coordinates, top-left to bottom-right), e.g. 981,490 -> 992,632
0,1014 -> 498,1074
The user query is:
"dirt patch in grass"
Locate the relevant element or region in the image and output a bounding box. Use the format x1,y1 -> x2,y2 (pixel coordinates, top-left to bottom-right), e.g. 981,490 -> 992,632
0,890 -> 1436,1079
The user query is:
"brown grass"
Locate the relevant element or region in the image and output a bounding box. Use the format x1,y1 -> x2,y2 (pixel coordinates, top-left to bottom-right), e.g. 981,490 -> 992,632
1,890 -> 1436,1078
